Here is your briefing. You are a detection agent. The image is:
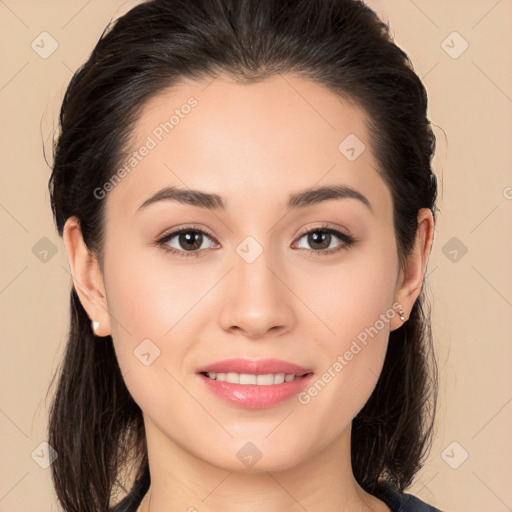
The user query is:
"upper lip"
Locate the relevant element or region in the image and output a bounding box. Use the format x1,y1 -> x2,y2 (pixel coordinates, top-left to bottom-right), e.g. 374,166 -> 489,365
197,358 -> 313,376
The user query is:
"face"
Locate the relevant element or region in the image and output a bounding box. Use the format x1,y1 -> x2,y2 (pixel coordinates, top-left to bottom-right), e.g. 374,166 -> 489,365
94,74 -> 404,472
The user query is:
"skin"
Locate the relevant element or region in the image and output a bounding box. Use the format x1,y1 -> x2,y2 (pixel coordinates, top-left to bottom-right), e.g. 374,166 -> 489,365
63,73 -> 434,512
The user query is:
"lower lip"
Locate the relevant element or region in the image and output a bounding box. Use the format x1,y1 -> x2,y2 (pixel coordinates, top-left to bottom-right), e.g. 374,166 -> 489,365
197,373 -> 314,408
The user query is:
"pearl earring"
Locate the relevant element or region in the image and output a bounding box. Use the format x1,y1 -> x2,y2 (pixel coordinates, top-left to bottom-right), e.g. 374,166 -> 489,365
398,306 -> 406,322
92,321 -> 100,332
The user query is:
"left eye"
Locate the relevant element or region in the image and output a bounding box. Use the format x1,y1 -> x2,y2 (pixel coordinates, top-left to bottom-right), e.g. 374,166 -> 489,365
292,227 -> 356,255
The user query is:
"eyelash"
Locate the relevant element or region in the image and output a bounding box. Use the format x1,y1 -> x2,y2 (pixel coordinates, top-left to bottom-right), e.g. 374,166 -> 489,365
155,224 -> 357,259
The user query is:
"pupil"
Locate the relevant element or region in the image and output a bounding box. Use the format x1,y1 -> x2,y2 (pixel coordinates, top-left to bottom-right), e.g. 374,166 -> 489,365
310,231 -> 330,250
180,232 -> 201,250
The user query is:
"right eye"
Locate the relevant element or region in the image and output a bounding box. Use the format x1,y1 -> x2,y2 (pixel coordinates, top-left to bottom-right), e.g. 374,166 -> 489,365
156,226 -> 220,258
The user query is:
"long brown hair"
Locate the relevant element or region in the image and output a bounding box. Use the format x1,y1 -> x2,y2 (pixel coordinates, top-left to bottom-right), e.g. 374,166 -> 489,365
47,0 -> 438,510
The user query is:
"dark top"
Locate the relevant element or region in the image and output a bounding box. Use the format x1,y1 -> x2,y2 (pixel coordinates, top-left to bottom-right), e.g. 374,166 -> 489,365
112,466 -> 444,512
374,480 -> 444,511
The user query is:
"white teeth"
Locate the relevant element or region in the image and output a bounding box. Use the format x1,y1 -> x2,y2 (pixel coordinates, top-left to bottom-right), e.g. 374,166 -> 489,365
272,373 -> 285,384
239,373 -> 257,384
226,372 -> 239,384
256,374 -> 275,385
205,372 -> 299,385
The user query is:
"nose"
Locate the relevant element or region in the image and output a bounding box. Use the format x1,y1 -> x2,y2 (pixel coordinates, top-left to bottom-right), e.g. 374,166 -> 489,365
218,248 -> 296,339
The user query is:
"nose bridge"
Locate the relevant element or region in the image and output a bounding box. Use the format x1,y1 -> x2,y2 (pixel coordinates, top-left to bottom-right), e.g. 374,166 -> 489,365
218,235 -> 294,337
235,239 -> 278,296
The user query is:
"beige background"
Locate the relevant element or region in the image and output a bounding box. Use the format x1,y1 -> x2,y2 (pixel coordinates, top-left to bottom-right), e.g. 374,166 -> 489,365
1,1 -> 511,511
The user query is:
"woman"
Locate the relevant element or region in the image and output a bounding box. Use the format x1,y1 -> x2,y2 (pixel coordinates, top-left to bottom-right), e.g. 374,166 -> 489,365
47,0 -> 442,510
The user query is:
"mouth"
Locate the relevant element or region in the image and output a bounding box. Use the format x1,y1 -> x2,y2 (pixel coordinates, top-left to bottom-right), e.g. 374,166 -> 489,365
196,357 -> 313,376
195,358 -> 315,408
199,371 -> 310,385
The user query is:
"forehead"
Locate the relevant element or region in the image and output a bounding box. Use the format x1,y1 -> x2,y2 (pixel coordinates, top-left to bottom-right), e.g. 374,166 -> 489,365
105,73 -> 392,221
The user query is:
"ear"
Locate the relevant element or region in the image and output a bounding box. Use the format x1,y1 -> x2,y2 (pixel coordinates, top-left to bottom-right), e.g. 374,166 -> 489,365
390,208 -> 435,331
62,216 -> 112,337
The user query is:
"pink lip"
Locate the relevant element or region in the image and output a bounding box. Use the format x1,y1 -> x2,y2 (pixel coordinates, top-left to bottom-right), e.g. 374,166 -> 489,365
196,358 -> 313,375
196,358 -> 315,409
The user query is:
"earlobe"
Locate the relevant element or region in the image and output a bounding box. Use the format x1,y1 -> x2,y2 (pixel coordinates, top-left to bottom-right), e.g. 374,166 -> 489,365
391,208 -> 435,331
62,216 -> 112,337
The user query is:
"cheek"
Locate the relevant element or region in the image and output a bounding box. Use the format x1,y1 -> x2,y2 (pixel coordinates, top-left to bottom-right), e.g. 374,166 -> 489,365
295,233 -> 398,344
104,247 -> 216,340
295,237 -> 397,420
102,258 -> 195,414
102,245 -> 223,390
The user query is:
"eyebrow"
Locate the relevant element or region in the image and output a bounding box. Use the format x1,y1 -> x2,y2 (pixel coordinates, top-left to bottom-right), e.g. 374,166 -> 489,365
137,184 -> 373,214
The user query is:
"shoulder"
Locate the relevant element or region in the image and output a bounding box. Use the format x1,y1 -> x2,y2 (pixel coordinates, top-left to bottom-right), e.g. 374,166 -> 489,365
398,492 -> 445,511
374,480 -> 445,512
